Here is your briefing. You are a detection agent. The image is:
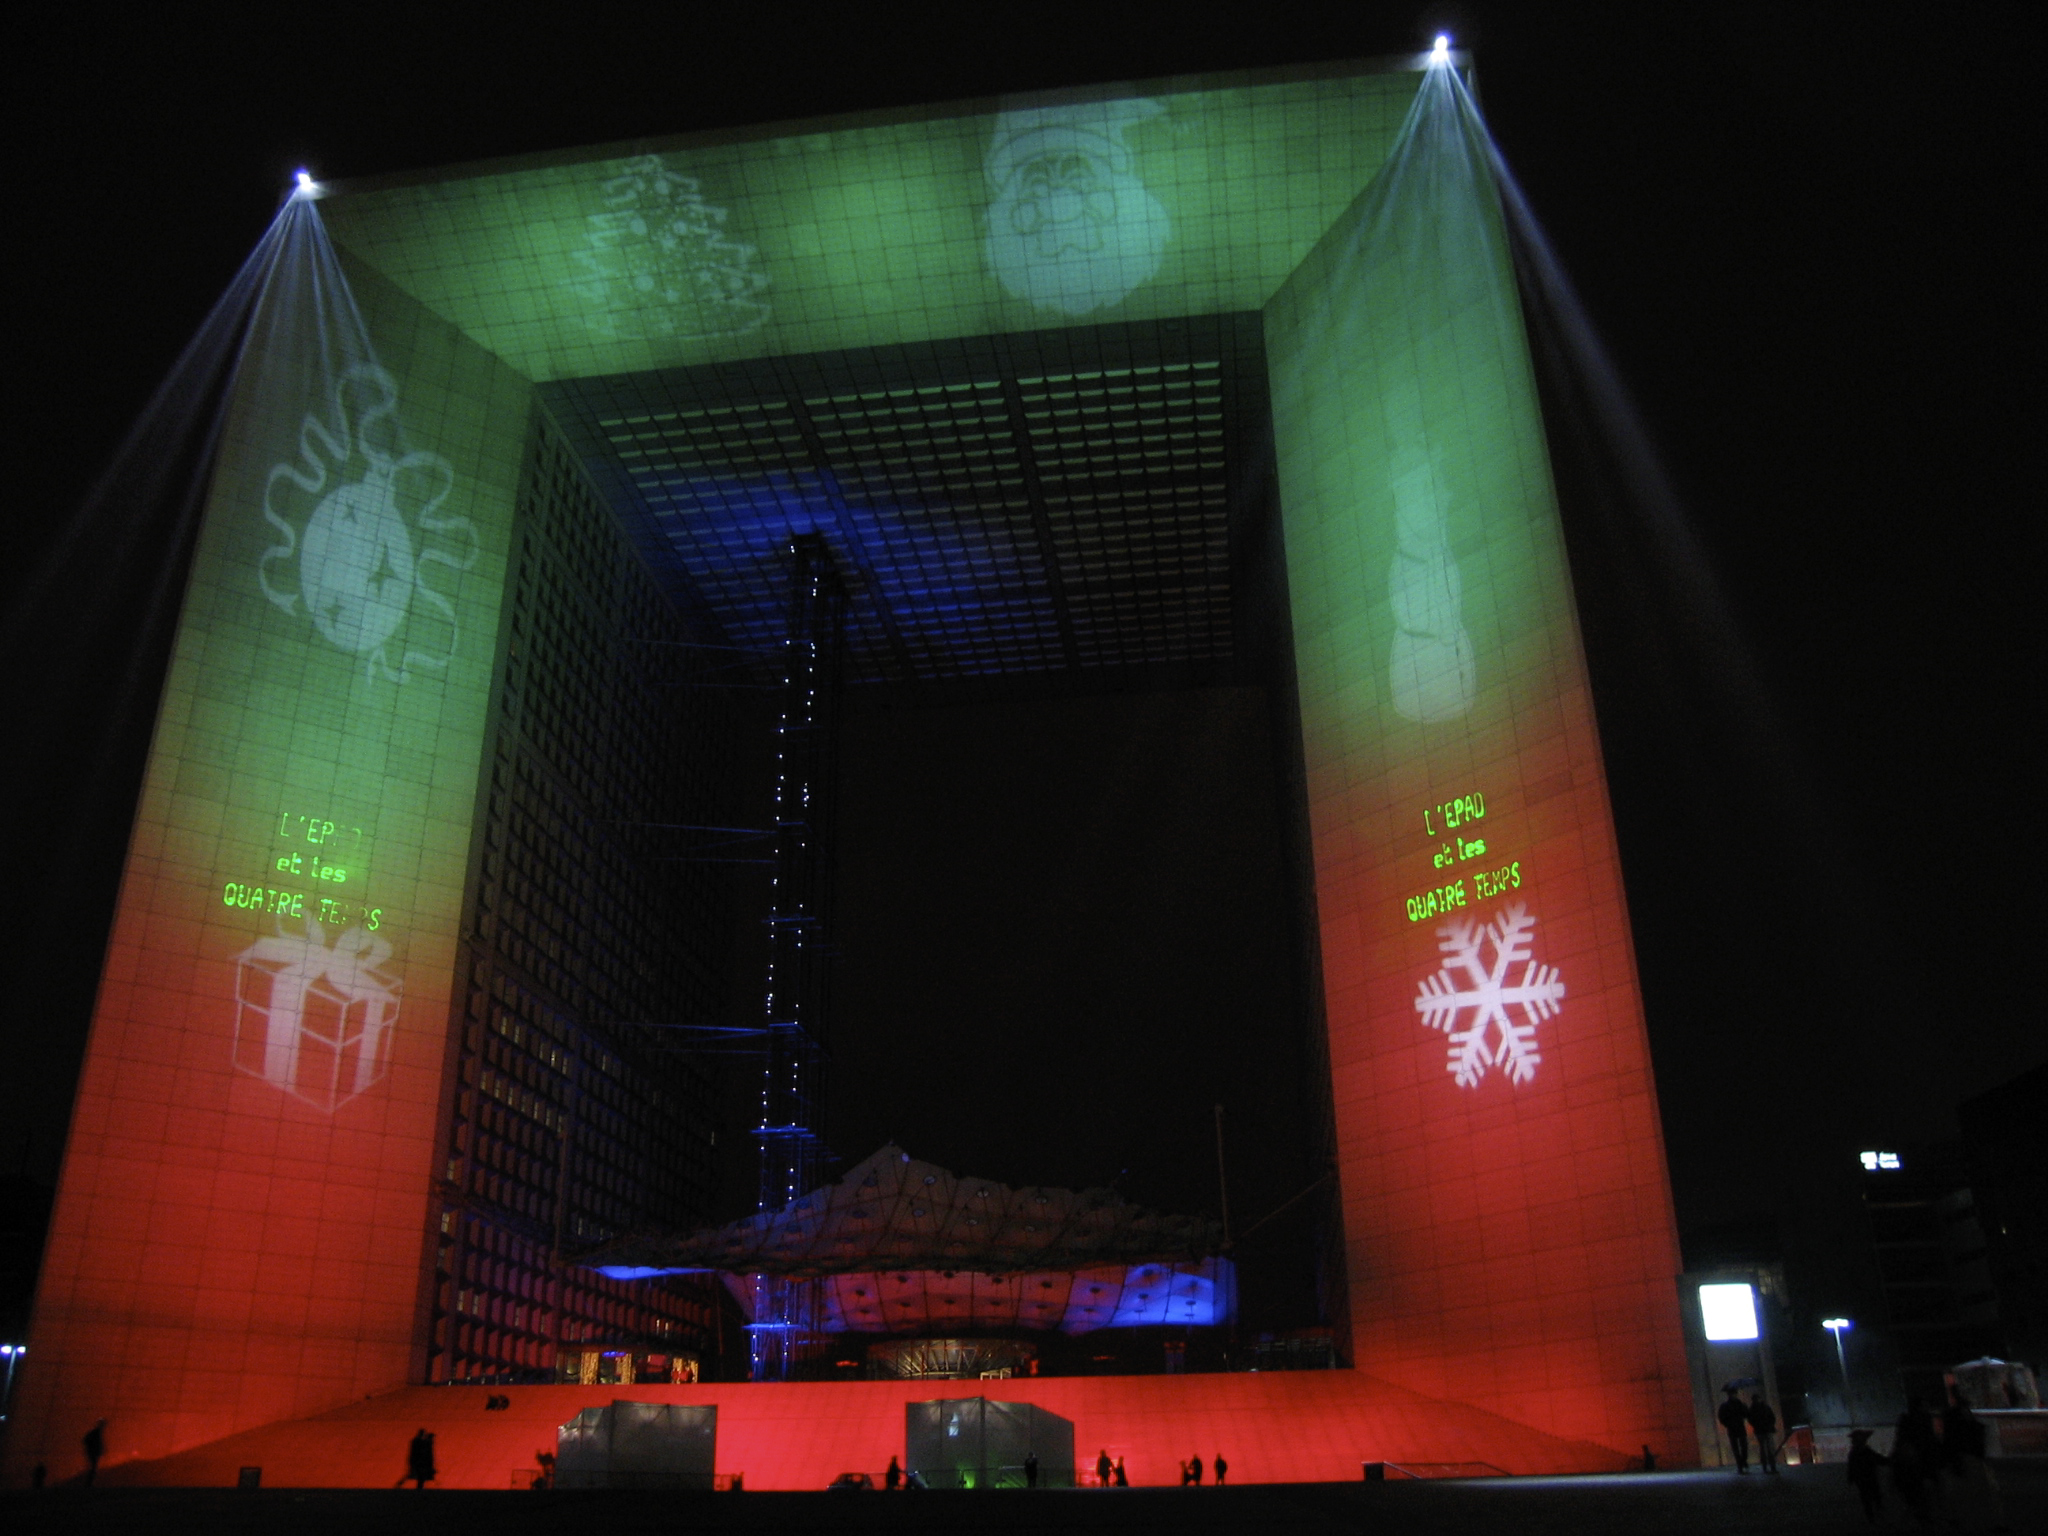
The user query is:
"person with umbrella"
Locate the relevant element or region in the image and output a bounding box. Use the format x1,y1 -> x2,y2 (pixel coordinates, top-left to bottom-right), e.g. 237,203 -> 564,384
1717,1383 -> 1753,1472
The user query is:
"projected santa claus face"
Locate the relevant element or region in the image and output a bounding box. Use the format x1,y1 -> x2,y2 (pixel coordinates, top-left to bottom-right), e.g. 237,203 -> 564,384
984,101 -> 1169,316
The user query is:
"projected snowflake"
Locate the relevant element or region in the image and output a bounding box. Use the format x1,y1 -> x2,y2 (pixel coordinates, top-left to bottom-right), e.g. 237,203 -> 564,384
258,364 -> 479,682
1412,902 -> 1565,1087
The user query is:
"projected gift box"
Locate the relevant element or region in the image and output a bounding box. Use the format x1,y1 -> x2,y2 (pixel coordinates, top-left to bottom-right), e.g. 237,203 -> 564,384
232,920 -> 401,1112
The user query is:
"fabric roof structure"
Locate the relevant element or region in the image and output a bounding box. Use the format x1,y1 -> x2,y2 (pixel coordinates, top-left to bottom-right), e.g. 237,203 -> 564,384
582,1145 -> 1233,1334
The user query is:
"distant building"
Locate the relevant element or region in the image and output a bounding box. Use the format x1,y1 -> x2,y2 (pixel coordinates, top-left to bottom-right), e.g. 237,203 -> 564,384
1858,1142 -> 2003,1402
1960,1063 -> 2048,1372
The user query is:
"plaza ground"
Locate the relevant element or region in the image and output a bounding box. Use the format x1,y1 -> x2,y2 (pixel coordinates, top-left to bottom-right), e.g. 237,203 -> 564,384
7,1463 -> 2043,1534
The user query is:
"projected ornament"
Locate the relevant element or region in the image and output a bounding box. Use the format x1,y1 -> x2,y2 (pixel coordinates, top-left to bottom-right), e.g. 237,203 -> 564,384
1412,902 -> 1564,1087
984,100 -> 1169,316
1386,458 -> 1476,721
258,365 -> 478,681
232,917 -> 401,1113
572,153 -> 771,341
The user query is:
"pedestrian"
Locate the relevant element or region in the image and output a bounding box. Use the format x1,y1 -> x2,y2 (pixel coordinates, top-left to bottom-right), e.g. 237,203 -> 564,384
1113,1456 -> 1128,1487
31,1462 -> 47,1490
885,1454 -> 902,1490
1940,1387 -> 2008,1528
81,1420 -> 105,1487
1889,1397 -> 1940,1525
1189,1452 -> 1204,1486
399,1427 -> 436,1489
1214,1451 -> 1228,1486
1746,1392 -> 1779,1474
1024,1450 -> 1038,1488
1716,1387 -> 1750,1472
1096,1447 -> 1113,1488
1844,1428 -> 1887,1525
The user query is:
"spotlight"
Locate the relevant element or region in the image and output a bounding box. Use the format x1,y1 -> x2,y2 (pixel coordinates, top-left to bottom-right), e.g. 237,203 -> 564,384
294,169 -> 318,196
1433,34 -> 1451,58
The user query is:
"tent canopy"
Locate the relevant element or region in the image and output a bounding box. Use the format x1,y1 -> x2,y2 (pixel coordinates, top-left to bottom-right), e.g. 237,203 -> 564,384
580,1145 -> 1233,1334
583,1144 -> 1221,1279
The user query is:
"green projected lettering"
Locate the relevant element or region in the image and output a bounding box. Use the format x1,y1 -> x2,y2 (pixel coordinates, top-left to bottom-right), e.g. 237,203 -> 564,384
223,882 -> 305,919
222,880 -> 383,929
1406,787 -> 1522,922
1472,861 -> 1523,901
273,811 -> 365,886
1432,834 -> 1487,870
1422,791 -> 1486,835
1406,879 -> 1468,925
228,807 -> 383,928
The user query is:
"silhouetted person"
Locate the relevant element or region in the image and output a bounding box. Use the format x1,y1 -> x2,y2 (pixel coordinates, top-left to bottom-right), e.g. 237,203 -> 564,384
1747,1392 -> 1779,1474
1113,1456 -> 1127,1487
1940,1387 -> 2007,1527
532,1448 -> 555,1490
1845,1428 -> 1887,1525
400,1427 -> 436,1489
1716,1388 -> 1750,1472
885,1455 -> 902,1490
1189,1452 -> 1204,1485
1890,1397 -> 1940,1524
1096,1448 -> 1113,1488
81,1420 -> 105,1487
1214,1452 -> 1227,1486
31,1461 -> 47,1490
1640,1443 -> 1657,1472
1024,1450 -> 1038,1488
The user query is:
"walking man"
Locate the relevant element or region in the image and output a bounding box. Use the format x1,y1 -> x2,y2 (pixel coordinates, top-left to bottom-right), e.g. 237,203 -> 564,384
399,1427 -> 436,1489
1845,1429 -> 1887,1524
1716,1387 -> 1751,1472
1096,1448 -> 1113,1488
1214,1451 -> 1228,1486
1747,1391 -> 1779,1474
81,1420 -> 106,1487
1188,1452 -> 1204,1485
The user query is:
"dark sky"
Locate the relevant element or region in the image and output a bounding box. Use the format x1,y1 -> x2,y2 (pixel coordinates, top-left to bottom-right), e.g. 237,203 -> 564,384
7,3 -> 2036,1332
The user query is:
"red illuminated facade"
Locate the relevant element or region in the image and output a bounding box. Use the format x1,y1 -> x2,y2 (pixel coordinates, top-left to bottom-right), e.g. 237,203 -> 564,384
6,55 -> 1698,1486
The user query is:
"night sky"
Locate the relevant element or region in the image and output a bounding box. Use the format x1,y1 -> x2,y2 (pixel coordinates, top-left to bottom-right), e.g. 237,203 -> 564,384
7,4 -> 2035,1341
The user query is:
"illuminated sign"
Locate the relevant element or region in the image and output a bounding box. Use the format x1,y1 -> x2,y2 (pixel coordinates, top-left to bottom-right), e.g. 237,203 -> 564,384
1859,1150 -> 1902,1171
1699,1283 -> 1760,1343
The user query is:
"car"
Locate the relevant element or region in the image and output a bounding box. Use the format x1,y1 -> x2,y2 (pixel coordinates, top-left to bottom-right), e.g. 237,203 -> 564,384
827,1471 -> 874,1491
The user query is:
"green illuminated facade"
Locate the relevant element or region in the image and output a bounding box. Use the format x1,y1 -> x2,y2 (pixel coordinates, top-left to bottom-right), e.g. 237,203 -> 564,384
12,53 -> 1698,1478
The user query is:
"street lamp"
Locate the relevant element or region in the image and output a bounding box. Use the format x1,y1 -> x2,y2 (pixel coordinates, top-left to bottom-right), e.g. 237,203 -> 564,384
1822,1318 -> 1853,1397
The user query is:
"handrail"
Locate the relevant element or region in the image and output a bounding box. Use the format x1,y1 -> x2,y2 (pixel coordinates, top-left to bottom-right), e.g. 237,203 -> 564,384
1380,1460 -> 1509,1479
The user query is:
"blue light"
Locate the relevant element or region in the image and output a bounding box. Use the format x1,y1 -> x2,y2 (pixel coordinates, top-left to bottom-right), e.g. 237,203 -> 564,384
293,169 -> 318,197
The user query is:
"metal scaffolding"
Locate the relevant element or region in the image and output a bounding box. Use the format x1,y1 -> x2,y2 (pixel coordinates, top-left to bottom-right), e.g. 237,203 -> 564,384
749,533 -> 845,1379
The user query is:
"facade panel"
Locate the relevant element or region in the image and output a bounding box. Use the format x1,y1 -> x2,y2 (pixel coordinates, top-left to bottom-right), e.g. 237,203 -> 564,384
13,57 -> 1701,1478
5,247 -> 530,1474
1263,71 -> 1697,1457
